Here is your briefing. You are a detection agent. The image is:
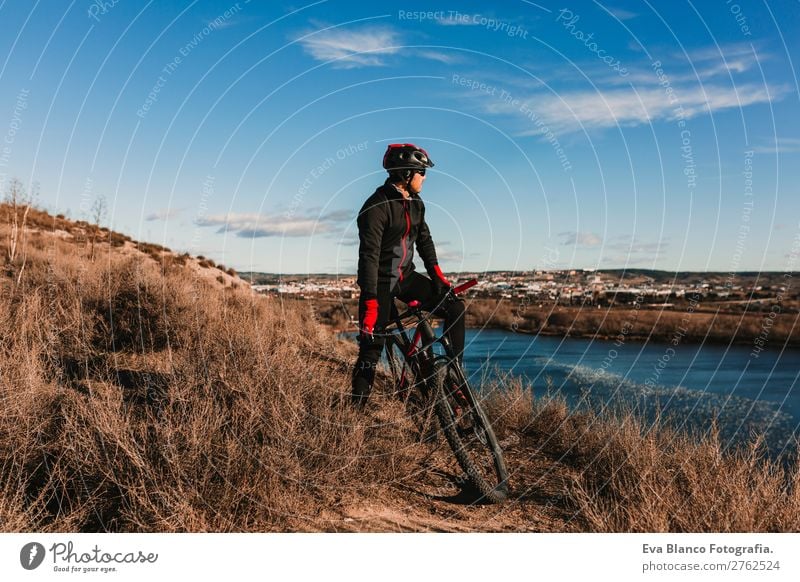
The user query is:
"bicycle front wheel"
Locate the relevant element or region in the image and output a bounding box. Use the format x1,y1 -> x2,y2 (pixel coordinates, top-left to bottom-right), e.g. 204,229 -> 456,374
433,360 -> 509,503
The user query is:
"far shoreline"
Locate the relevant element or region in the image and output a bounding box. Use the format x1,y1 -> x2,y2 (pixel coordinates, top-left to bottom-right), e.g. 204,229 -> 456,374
333,321 -> 799,350
313,298 -> 800,350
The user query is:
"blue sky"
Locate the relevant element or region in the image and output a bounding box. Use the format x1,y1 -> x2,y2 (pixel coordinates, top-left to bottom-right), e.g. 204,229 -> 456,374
0,0 -> 798,274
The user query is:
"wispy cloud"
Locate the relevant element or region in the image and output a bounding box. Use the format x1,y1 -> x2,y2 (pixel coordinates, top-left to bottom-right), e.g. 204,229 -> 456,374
603,236 -> 669,265
437,248 -> 466,262
196,209 -> 352,238
606,239 -> 667,254
467,41 -> 781,134
146,207 -> 183,222
750,137 -> 800,154
688,43 -> 768,79
436,14 -> 482,26
298,26 -> 401,68
487,82 -> 783,134
559,231 -> 602,247
297,25 -> 458,68
605,7 -> 638,21
416,50 -> 460,64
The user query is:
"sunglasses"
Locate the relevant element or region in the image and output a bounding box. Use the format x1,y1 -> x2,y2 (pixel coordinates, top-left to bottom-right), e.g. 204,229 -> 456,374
416,169 -> 426,176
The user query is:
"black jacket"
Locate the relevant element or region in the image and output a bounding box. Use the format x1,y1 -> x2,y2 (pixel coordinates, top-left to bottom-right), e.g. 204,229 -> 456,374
357,180 -> 439,299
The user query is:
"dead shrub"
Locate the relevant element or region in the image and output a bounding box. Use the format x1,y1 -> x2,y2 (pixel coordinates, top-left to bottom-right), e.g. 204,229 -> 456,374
85,258 -> 189,352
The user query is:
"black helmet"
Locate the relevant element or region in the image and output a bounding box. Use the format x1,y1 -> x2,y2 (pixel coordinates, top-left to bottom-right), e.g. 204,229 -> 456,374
382,143 -> 434,172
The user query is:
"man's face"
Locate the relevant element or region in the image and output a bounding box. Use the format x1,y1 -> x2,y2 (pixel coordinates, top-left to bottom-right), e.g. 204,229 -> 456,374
409,170 -> 426,194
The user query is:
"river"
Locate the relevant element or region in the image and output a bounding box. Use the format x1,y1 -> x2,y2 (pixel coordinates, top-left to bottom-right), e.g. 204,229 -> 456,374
461,329 -> 799,457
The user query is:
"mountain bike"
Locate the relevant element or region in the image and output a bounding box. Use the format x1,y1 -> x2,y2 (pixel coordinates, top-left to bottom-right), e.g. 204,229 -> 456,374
382,279 -> 509,503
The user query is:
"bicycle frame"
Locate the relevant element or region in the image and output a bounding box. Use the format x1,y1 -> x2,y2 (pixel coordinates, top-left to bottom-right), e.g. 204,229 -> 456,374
377,279 -> 509,502
382,279 -> 477,397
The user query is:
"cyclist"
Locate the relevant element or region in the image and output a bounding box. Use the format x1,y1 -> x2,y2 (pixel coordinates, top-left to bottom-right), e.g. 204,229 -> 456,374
351,143 -> 465,408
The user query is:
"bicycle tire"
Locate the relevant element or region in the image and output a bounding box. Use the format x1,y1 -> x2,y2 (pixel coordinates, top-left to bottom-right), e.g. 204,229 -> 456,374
386,338 -> 439,443
432,360 -> 509,503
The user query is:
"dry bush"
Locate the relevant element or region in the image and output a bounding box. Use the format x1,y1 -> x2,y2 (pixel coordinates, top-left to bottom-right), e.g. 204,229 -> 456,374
488,385 -> 800,532
108,232 -> 129,247
0,212 -> 422,531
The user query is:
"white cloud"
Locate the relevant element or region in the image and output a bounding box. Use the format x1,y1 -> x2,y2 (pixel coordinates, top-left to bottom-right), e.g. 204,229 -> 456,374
197,209 -> 352,238
436,14 -> 482,26
606,7 -> 638,21
684,43 -> 767,80
145,207 -> 183,222
298,26 -> 401,68
468,41 -> 782,135
602,236 -> 669,265
559,231 -> 602,246
750,137 -> 800,154
494,83 -> 784,134
436,248 -> 465,262
607,239 -> 667,254
689,42 -> 759,63
416,50 -> 460,64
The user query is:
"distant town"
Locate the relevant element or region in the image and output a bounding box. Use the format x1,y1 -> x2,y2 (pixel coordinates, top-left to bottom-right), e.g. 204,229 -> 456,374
241,269 -> 798,311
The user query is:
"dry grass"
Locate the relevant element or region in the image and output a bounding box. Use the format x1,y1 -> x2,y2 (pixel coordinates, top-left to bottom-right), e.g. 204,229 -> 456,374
1,201 -> 798,532
0,202 -> 424,531
486,378 -> 799,531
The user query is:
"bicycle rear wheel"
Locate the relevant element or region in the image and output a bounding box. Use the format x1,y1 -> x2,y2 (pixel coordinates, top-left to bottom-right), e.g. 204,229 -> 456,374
385,338 -> 439,443
433,360 -> 509,503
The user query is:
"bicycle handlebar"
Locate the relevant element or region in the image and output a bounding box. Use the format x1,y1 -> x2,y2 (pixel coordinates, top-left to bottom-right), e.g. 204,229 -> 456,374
452,278 -> 478,295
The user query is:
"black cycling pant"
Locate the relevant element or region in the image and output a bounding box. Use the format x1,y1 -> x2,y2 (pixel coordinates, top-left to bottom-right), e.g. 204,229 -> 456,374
351,271 -> 465,408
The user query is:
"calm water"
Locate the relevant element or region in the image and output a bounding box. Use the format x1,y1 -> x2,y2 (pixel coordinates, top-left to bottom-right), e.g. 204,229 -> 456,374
462,329 -> 800,456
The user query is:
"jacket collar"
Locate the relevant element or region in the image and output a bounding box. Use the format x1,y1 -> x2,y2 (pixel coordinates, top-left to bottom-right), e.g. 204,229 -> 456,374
382,179 -> 420,202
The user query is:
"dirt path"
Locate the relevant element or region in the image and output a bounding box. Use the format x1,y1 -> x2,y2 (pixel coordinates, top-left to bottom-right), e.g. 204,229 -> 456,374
310,434 -> 586,532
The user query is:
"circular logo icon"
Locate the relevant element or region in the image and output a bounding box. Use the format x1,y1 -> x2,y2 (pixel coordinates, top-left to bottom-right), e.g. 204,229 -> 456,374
20,542 -> 46,570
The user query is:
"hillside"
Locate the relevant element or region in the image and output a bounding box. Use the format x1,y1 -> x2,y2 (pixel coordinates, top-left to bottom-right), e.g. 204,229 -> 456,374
1,201 -> 798,532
